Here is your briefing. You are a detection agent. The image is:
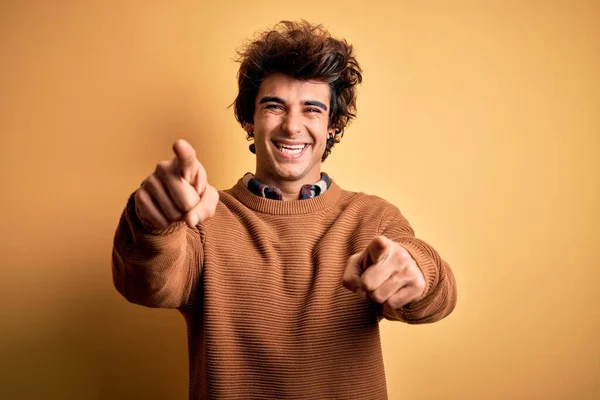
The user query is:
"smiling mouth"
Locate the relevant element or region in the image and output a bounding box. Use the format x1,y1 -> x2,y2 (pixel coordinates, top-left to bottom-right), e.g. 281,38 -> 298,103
272,140 -> 309,156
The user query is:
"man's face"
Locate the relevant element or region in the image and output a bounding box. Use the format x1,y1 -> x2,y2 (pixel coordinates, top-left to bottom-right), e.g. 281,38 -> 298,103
244,72 -> 332,185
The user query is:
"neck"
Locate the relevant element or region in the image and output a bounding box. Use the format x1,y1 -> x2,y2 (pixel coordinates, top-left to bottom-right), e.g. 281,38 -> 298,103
253,171 -> 321,201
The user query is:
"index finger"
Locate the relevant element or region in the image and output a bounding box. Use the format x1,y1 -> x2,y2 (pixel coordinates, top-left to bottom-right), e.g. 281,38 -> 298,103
361,236 -> 392,269
172,139 -> 197,180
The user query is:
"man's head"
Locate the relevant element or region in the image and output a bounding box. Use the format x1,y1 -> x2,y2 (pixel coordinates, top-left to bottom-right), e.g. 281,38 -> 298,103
233,21 -> 362,184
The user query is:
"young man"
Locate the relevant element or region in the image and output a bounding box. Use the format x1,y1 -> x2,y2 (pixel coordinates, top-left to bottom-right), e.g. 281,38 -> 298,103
112,20 -> 457,399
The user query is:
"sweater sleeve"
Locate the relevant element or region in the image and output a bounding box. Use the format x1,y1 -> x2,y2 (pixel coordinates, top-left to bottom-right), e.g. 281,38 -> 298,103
111,191 -> 203,309
378,205 -> 457,324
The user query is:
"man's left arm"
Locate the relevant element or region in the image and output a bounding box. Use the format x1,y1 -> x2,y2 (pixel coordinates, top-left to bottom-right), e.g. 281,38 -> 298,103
343,206 -> 457,324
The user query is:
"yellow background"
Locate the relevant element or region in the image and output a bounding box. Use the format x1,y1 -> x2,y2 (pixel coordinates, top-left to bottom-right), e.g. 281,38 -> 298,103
1,1 -> 598,399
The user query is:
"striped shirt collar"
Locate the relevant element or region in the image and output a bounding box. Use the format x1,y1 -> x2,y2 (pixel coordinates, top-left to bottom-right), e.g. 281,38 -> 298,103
242,172 -> 331,200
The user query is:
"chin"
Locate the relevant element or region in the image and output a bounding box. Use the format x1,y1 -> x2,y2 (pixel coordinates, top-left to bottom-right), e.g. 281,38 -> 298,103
273,164 -> 310,180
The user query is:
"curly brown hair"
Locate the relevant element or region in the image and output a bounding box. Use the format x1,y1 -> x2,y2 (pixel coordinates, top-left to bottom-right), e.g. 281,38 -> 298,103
233,20 -> 363,161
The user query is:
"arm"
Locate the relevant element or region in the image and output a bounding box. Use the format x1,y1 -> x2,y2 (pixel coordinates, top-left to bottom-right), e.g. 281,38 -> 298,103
111,139 -> 218,309
111,192 -> 202,309
378,207 -> 457,324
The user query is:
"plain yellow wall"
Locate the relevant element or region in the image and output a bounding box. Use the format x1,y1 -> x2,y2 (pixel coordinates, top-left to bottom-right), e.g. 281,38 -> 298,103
1,1 -> 598,399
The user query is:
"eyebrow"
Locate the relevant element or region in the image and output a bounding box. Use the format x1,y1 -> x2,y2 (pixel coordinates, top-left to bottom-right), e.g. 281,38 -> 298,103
259,96 -> 328,111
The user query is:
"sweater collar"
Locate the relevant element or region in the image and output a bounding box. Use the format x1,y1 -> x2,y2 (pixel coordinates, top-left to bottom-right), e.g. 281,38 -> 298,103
227,176 -> 342,215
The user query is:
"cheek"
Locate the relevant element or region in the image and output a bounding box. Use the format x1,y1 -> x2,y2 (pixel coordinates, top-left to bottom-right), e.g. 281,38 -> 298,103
255,114 -> 281,134
312,125 -> 329,146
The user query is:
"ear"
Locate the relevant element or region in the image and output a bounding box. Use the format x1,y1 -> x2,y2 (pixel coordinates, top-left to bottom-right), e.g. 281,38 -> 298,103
243,122 -> 254,134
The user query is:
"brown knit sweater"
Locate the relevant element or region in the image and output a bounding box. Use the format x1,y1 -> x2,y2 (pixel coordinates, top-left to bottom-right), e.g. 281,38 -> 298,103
112,178 -> 457,399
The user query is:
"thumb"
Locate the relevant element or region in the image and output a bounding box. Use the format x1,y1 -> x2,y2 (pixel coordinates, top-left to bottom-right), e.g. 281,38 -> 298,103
362,236 -> 392,269
172,139 -> 198,182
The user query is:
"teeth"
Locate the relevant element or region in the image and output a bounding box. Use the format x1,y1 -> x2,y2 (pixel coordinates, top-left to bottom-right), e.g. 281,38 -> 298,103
278,144 -> 305,150
280,146 -> 304,154
275,142 -> 307,154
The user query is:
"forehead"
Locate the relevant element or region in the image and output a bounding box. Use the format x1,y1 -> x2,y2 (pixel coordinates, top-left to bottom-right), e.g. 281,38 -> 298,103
257,72 -> 330,102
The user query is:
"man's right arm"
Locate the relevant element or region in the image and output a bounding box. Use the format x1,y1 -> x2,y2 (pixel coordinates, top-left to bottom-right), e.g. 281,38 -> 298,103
111,194 -> 203,309
111,139 -> 218,309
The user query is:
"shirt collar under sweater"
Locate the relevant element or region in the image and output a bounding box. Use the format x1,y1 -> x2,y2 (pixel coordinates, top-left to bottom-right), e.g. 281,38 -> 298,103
242,172 -> 331,200
226,177 -> 342,215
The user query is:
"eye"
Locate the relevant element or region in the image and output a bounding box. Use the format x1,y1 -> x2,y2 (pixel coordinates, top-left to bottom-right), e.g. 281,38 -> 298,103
305,107 -> 322,114
265,104 -> 284,111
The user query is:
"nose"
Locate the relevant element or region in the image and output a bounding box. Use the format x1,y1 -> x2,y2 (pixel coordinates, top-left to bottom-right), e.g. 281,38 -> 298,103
281,108 -> 302,135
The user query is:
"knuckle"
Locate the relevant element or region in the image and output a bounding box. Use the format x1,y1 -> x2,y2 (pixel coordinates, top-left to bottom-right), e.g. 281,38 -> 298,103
156,219 -> 169,230
371,291 -> 385,304
386,298 -> 402,310
199,209 -> 212,223
180,201 -> 194,213
155,160 -> 171,175
145,174 -> 163,193
206,185 -> 216,198
341,278 -> 353,291
341,274 -> 350,285
392,272 -> 404,286
204,190 -> 218,217
361,277 -> 376,292
164,206 -> 182,221
148,215 -> 163,228
179,190 -> 199,213
207,205 -> 216,218
407,263 -> 422,279
342,272 -> 356,287
398,249 -> 410,263
134,187 -> 144,202
135,189 -> 150,208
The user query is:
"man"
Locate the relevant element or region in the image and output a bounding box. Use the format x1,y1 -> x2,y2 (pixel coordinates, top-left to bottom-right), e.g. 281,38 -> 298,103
112,20 -> 457,399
